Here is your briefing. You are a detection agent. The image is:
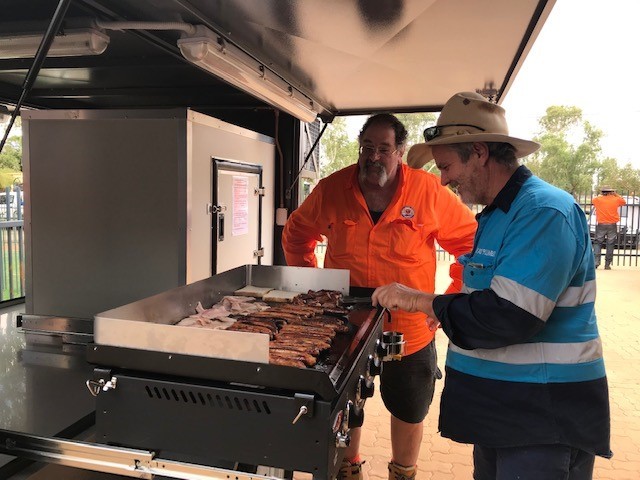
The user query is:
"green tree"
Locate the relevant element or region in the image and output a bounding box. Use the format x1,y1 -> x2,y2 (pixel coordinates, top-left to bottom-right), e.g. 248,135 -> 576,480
0,134 -> 22,171
395,112 -> 437,147
395,112 -> 438,173
596,158 -> 640,192
525,106 -> 601,196
0,116 -> 24,189
319,117 -> 358,177
616,164 -> 640,192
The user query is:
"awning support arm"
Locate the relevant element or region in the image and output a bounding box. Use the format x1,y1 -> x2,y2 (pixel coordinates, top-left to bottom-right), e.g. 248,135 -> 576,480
0,0 -> 72,155
285,121 -> 329,203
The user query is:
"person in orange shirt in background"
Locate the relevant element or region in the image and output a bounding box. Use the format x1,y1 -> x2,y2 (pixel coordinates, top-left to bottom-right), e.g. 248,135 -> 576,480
592,186 -> 626,269
282,113 -> 477,480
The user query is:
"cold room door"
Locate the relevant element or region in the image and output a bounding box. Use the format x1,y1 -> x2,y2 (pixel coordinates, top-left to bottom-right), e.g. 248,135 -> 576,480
213,159 -> 263,274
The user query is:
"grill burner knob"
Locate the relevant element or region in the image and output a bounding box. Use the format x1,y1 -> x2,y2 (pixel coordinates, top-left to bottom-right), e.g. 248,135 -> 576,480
336,401 -> 353,448
367,354 -> 383,377
348,403 -> 365,428
335,432 -> 351,448
358,375 -> 375,400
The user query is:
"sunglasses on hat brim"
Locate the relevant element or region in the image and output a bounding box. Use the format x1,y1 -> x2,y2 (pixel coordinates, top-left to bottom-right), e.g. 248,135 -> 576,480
423,123 -> 486,142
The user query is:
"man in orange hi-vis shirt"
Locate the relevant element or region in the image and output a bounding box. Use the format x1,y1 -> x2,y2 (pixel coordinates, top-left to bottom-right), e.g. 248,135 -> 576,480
282,114 -> 477,480
592,185 -> 626,269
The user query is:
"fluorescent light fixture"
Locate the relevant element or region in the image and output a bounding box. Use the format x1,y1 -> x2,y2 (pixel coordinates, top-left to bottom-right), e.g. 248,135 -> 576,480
178,26 -> 319,123
0,28 -> 110,59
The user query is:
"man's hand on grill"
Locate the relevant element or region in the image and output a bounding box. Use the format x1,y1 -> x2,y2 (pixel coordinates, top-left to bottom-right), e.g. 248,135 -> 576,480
372,283 -> 440,331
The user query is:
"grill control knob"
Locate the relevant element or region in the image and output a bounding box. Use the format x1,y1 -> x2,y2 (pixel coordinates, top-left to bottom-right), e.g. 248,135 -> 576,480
358,375 -> 375,400
375,339 -> 386,359
367,354 -> 382,377
348,403 -> 365,428
335,432 -> 351,448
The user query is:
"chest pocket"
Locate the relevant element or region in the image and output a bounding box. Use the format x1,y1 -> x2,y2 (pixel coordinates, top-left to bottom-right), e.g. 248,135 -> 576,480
327,219 -> 358,258
463,261 -> 495,290
387,218 -> 427,263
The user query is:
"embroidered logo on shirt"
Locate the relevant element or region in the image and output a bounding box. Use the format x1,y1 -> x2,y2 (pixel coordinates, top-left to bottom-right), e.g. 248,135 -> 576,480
475,248 -> 496,257
401,206 -> 415,219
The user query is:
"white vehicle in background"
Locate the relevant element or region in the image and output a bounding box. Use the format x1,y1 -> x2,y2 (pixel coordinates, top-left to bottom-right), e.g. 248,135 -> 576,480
0,189 -> 22,220
589,195 -> 640,249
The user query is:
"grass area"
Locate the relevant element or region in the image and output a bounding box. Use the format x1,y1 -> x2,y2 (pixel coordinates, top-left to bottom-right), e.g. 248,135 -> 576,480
0,232 -> 24,301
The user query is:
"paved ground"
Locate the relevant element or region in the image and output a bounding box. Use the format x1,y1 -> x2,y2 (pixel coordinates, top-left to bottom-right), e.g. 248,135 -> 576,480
297,261 -> 640,479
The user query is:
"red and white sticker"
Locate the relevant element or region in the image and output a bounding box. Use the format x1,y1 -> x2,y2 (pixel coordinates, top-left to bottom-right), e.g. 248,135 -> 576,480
401,206 -> 415,219
332,410 -> 344,433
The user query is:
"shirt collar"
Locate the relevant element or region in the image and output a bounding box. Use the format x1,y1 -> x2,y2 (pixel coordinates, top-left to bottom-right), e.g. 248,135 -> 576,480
478,165 -> 532,217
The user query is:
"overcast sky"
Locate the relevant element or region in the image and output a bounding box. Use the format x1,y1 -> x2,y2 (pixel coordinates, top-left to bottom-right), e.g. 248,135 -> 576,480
502,0 -> 640,169
346,1 -> 640,169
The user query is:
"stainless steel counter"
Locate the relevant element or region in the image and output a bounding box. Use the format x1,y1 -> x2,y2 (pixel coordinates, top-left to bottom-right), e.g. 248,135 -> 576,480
0,303 -> 96,477
0,263 -> 362,480
0,303 -> 316,479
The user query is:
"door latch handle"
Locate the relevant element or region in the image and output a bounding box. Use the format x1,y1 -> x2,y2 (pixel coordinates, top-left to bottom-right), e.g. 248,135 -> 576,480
218,213 -> 225,242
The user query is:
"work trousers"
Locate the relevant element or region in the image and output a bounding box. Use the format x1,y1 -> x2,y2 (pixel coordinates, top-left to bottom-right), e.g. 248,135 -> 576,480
593,223 -> 618,267
473,444 -> 595,480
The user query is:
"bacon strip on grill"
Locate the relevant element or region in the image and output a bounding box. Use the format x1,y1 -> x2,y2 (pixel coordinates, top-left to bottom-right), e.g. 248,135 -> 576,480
226,323 -> 273,338
322,306 -> 349,317
269,342 -> 322,356
296,289 -> 343,307
268,304 -> 324,317
313,315 -> 350,332
279,324 -> 335,337
282,317 -> 348,333
248,311 -> 303,322
269,349 -> 317,367
274,334 -> 331,350
233,318 -> 279,334
268,356 -> 305,368
242,316 -> 286,328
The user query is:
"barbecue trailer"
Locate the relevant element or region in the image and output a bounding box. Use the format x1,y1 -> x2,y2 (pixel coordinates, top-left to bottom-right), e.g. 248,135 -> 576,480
5,263 -> 394,480
0,0 -> 556,478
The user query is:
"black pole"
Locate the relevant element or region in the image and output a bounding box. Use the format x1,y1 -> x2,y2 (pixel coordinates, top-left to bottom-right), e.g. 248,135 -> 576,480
0,0 -> 73,155
285,121 -> 329,202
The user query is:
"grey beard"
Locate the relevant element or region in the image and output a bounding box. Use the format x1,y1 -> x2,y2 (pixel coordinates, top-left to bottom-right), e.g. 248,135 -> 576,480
359,163 -> 388,187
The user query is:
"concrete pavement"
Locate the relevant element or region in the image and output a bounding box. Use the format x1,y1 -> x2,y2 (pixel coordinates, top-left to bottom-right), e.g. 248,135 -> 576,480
296,261 -> 640,479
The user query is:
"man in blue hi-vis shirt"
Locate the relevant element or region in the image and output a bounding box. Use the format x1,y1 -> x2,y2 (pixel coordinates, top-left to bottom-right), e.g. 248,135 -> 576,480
373,92 -> 611,480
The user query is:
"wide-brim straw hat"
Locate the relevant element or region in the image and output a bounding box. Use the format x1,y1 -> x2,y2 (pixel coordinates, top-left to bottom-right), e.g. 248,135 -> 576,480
407,91 -> 540,169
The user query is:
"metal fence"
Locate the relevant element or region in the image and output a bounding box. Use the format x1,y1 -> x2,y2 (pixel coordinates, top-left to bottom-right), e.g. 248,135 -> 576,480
315,190 -> 640,268
1,186 -> 24,303
436,190 -> 639,267
1,188 -> 637,303
578,190 -> 638,267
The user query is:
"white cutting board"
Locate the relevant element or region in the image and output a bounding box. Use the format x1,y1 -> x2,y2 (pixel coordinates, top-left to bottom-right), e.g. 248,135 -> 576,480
94,318 -> 269,363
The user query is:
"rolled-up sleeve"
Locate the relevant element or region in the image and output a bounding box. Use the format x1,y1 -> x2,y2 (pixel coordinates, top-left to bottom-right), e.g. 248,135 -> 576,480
282,186 -> 325,267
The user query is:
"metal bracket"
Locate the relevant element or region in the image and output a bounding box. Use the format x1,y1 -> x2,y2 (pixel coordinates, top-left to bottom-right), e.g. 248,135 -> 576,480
86,368 -> 113,396
86,376 -> 117,397
208,204 -> 227,214
254,187 -> 265,196
292,393 -> 314,424
253,248 -> 264,258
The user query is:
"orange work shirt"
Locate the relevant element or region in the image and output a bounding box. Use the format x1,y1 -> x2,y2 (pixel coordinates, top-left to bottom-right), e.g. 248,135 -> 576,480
282,163 -> 477,355
592,194 -> 626,224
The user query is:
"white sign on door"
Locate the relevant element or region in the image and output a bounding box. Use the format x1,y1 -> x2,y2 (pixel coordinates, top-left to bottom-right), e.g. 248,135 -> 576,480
232,175 -> 249,236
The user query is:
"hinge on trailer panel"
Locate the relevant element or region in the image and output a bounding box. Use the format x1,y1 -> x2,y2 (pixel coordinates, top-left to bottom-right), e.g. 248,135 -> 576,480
254,187 -> 265,196
253,248 -> 264,258
86,367 -> 115,396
